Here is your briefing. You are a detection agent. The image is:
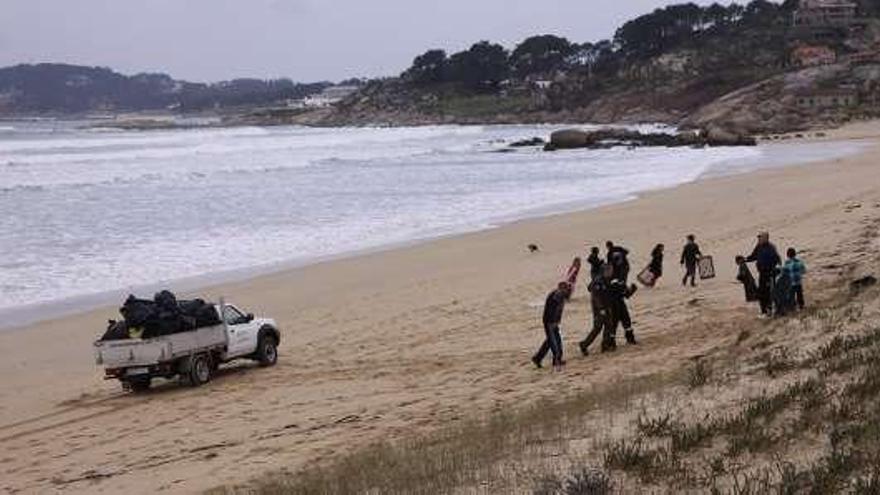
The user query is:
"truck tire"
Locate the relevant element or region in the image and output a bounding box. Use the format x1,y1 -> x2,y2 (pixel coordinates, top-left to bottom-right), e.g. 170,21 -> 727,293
185,353 -> 212,387
255,333 -> 278,367
209,352 -> 221,373
128,376 -> 151,393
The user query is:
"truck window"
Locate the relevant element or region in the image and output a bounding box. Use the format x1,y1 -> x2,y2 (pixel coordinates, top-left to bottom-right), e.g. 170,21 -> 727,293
223,306 -> 246,325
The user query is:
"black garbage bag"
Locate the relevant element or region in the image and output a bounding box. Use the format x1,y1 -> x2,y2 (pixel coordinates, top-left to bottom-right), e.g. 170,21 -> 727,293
119,291 -> 220,338
120,295 -> 157,328
196,304 -> 221,327
144,317 -> 182,337
179,299 -> 221,328
154,290 -> 179,314
142,290 -> 185,337
178,298 -> 200,314
100,319 -> 129,341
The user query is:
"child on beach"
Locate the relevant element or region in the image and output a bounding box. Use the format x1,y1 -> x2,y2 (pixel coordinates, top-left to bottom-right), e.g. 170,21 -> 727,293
736,255 -> 758,303
782,248 -> 807,310
564,257 -> 582,300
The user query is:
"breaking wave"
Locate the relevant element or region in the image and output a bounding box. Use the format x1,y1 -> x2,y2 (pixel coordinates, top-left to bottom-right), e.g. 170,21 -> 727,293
0,121 -> 864,315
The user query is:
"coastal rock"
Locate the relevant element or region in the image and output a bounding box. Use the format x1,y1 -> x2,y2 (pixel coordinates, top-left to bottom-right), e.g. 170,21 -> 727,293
548,129 -> 590,149
547,128 -> 647,150
704,126 -> 757,147
544,127 -> 755,151
509,137 -> 545,147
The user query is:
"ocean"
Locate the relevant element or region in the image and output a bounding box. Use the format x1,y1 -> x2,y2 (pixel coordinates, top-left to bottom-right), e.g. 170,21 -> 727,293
0,121 -> 865,325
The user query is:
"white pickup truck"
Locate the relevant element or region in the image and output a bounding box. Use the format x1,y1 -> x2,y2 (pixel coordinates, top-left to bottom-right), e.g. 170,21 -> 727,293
94,302 -> 280,392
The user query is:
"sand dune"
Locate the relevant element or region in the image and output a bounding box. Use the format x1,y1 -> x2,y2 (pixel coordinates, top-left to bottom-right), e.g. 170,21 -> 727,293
2,123 -> 880,494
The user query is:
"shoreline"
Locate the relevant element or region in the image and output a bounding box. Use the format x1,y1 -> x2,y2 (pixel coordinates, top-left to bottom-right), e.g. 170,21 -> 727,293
0,136 -> 869,332
3,120 -> 880,494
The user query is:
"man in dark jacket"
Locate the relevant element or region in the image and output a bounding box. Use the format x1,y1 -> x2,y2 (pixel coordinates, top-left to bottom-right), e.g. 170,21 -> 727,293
745,232 -> 782,316
608,278 -> 638,346
533,281 -> 572,370
680,235 -> 702,287
579,268 -> 614,355
606,241 -> 630,283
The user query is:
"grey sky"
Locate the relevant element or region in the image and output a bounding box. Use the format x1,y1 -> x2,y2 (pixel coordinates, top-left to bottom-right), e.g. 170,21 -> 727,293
2,0 -> 722,83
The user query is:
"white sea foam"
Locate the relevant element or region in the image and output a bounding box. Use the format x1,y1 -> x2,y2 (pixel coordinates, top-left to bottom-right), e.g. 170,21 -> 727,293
0,122 -> 866,317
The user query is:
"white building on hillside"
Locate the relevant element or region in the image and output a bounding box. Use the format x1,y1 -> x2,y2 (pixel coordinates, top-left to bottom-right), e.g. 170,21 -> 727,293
303,85 -> 360,108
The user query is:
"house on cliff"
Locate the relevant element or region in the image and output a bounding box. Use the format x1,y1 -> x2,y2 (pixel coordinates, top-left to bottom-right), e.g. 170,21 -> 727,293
791,44 -> 838,66
793,0 -> 858,27
847,47 -> 880,65
302,85 -> 360,108
795,88 -> 858,109
790,0 -> 866,42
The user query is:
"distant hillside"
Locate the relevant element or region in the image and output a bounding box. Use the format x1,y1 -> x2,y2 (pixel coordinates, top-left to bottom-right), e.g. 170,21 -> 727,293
8,1 -> 880,133
300,0 -> 880,133
0,64 -> 330,114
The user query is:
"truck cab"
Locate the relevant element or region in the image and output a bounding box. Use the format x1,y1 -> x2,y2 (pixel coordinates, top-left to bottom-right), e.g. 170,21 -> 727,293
220,304 -> 273,360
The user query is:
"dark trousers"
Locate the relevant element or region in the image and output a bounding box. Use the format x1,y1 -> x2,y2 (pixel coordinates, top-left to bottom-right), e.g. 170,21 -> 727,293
581,299 -> 614,350
613,298 -> 632,330
535,324 -> 563,365
682,262 -> 697,286
793,285 -> 805,309
757,271 -> 774,315
615,297 -> 636,344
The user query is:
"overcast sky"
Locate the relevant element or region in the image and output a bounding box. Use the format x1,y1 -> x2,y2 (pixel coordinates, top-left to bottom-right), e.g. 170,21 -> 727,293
2,0 -> 725,83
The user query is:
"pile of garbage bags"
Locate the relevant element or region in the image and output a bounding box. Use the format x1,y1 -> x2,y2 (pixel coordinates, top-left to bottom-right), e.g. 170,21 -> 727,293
101,290 -> 222,341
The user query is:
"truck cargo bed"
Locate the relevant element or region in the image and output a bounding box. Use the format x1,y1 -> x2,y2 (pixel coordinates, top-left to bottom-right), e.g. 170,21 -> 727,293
95,325 -> 227,368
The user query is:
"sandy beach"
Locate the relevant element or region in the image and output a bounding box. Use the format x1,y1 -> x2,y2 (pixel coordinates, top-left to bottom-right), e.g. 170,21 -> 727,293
2,122 -> 880,494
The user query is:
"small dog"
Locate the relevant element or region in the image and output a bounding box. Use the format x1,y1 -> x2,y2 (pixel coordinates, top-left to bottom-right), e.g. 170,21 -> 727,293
528,244 -> 540,253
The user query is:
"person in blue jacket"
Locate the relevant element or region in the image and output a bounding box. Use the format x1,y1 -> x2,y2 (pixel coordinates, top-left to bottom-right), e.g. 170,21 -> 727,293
782,247 -> 807,310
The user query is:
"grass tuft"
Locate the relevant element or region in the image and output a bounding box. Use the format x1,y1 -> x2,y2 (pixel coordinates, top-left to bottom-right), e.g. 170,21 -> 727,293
534,467 -> 614,495
688,359 -> 712,388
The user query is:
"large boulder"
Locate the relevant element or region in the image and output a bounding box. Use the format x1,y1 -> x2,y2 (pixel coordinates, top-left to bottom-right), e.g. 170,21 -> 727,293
549,129 -> 591,149
705,125 -> 757,146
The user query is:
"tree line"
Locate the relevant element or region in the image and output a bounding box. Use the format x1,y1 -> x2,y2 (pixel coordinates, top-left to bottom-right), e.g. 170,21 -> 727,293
0,64 -> 331,113
402,1 -> 809,91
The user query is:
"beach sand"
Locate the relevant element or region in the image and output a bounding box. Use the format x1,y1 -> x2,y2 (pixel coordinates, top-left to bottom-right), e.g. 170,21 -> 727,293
2,122 -> 880,494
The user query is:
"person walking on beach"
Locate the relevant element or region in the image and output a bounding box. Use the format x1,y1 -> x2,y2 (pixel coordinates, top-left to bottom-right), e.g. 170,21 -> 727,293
782,248 -> 807,310
579,264 -> 615,355
606,241 -> 630,283
564,257 -> 582,300
608,277 -> 638,346
533,281 -> 571,371
680,235 -> 702,287
587,247 -> 603,281
745,232 -> 782,316
649,243 -> 664,283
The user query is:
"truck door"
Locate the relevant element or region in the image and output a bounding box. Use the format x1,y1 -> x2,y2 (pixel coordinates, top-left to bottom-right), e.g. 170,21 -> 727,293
223,305 -> 258,357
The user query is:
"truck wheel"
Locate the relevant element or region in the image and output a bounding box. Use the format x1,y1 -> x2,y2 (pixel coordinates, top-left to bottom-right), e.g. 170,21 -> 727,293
186,354 -> 212,387
128,376 -> 151,393
209,353 -> 221,373
255,334 -> 278,367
